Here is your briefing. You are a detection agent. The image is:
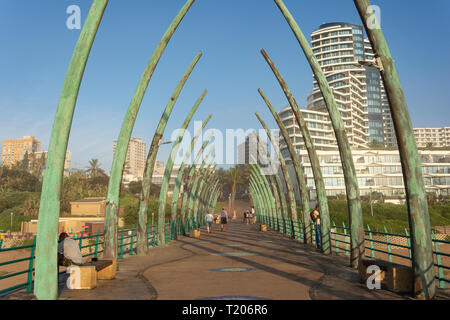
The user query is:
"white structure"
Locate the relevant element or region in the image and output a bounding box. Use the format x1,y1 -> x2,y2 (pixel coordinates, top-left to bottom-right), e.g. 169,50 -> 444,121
414,127 -> 450,147
113,137 -> 146,180
284,22 -> 395,150
283,149 -> 450,199
34,150 -> 71,176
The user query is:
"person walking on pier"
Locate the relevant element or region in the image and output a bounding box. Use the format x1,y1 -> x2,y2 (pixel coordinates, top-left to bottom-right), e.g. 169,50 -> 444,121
220,208 -> 228,232
205,210 -> 214,233
250,206 -> 256,224
310,205 -> 321,249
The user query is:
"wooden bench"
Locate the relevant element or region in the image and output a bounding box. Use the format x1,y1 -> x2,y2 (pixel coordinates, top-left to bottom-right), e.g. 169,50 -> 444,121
66,259 -> 117,290
358,258 -> 414,293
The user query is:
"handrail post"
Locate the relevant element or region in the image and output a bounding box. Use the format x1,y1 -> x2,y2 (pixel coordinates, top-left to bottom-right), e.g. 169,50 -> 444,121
367,225 -> 375,259
405,228 -> 412,261
333,223 -> 339,255
343,223 -> 349,256
26,236 -> 37,293
152,224 -> 156,248
384,226 -> 392,262
94,229 -> 100,260
129,226 -> 135,255
432,231 -> 445,289
119,229 -> 124,259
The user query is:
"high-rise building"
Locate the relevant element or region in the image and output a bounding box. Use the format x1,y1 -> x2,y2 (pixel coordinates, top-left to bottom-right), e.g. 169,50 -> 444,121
309,22 -> 389,146
414,127 -> 450,147
278,22 -> 396,152
1,136 -> 41,167
113,138 -> 146,179
34,150 -> 71,174
237,131 -> 270,165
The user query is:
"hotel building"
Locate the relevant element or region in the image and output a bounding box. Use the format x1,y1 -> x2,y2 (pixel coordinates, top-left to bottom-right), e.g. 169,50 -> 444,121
113,137 -> 147,180
414,127 -> 450,148
1,136 -> 41,167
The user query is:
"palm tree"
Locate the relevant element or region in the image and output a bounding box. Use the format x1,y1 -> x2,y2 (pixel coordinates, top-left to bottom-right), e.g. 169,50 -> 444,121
85,159 -> 105,177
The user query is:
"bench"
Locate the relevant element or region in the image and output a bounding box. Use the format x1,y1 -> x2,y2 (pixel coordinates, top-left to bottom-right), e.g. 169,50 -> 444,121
358,258 -> 414,293
66,259 -> 117,290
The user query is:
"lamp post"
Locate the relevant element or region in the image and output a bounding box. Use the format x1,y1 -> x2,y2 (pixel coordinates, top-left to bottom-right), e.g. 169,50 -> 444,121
228,194 -> 231,214
10,212 -> 13,231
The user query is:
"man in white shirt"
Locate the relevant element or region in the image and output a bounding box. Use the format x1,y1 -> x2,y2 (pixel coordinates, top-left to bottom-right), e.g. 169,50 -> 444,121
58,233 -> 83,266
205,210 -> 214,233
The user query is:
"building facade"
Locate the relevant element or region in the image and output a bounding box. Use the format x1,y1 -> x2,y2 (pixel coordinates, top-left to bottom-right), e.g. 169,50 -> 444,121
113,137 -> 146,180
34,150 -> 71,175
278,22 -> 395,151
282,149 -> 450,200
1,136 -> 41,167
414,127 -> 450,147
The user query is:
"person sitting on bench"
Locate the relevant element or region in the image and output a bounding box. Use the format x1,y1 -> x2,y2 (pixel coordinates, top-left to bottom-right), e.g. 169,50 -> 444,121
58,232 -> 82,267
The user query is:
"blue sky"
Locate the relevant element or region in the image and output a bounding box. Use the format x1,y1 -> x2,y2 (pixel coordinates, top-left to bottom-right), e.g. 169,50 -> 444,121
0,0 -> 449,171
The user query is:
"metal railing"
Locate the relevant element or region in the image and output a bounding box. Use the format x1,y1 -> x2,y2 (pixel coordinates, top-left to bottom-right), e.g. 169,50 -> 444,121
257,213 -> 450,289
0,215 -> 204,297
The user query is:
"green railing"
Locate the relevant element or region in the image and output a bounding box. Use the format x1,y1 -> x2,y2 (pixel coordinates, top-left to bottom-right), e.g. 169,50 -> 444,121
0,216 -> 200,297
1,226 -> 154,297
256,213 -> 449,289
329,222 -> 450,289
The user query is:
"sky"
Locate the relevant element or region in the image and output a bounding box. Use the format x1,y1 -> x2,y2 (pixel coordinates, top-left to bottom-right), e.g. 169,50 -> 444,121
0,0 -> 449,171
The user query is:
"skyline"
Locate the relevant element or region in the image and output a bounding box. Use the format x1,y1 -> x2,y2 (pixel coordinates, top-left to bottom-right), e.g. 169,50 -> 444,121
1,0 -> 449,171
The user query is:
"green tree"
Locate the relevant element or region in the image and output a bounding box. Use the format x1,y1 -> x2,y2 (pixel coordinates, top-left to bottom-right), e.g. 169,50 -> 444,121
85,159 -> 106,177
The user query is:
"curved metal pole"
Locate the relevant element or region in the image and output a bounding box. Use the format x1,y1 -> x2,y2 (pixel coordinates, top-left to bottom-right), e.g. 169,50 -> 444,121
258,88 -> 311,244
155,92 -> 208,245
249,173 -> 273,228
207,178 -> 220,213
254,135 -> 290,229
188,156 -> 215,221
249,178 -> 268,225
193,164 -> 217,221
34,0 -> 109,300
354,0 -> 434,299
250,164 -> 278,230
137,52 -> 202,255
104,0 -> 195,260
274,0 -> 364,267
181,144 -> 214,225
198,173 -> 218,218
259,50 -> 330,251
249,187 -> 262,223
255,112 -> 299,239
249,185 -> 263,223
249,153 -> 280,230
171,128 -> 213,221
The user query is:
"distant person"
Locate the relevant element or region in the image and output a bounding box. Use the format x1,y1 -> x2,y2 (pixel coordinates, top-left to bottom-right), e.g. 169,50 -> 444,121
310,205 -> 321,249
58,232 -> 82,266
220,208 -> 228,232
251,206 -> 256,224
205,210 -> 214,233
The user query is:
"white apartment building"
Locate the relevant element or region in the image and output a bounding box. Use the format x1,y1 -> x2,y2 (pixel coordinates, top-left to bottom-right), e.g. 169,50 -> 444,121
282,149 -> 450,200
113,138 -> 146,180
414,127 -> 450,147
286,22 -> 394,150
34,150 -> 71,176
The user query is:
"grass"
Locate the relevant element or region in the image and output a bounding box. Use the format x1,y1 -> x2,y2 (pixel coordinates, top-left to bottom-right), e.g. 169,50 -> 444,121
0,271 -> 9,277
322,200 -> 450,234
